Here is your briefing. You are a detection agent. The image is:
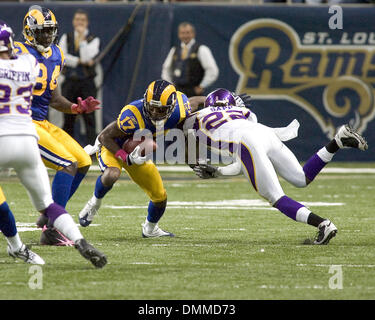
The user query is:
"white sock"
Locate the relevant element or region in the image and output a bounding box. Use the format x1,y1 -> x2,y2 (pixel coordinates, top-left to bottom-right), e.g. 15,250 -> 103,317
296,207 -> 311,224
6,233 -> 23,252
53,213 -> 83,243
318,147 -> 335,163
144,219 -> 156,233
91,194 -> 102,207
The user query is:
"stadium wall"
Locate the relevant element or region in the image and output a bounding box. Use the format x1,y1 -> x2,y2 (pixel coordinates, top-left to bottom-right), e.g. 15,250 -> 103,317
1,2 -> 374,161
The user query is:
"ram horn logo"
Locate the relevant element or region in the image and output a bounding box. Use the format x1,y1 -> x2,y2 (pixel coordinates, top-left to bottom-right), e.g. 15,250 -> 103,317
229,18 -> 375,138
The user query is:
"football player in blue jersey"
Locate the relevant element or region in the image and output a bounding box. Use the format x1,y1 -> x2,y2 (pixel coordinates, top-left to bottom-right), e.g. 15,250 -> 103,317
14,6 -> 101,245
79,79 -> 205,237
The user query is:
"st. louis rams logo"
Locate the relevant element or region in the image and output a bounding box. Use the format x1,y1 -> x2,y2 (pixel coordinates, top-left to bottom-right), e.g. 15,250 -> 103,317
229,19 -> 375,138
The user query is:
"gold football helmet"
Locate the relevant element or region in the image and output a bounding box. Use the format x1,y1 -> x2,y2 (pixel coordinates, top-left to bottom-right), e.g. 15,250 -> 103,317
23,5 -> 58,53
143,80 -> 177,126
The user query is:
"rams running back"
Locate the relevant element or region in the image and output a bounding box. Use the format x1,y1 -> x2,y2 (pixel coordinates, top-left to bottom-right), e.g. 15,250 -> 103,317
79,79 -> 205,238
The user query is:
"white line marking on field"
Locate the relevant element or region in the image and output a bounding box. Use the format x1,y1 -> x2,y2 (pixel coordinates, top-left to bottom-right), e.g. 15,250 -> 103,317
259,284 -> 324,289
15,222 -> 39,232
13,222 -> 100,232
87,165 -> 375,174
170,183 -> 185,187
105,205 -> 148,209
297,263 -> 375,268
104,199 -> 344,211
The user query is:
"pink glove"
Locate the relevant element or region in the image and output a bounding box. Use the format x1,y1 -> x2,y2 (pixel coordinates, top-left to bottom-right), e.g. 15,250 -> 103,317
71,96 -> 101,114
115,149 -> 129,163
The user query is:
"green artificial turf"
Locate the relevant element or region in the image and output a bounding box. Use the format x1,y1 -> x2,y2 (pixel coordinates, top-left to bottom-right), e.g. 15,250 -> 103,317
1,163 -> 374,300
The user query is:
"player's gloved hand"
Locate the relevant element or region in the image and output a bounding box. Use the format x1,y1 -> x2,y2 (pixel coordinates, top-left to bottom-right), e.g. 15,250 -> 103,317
115,149 -> 129,163
233,92 -> 252,109
127,146 -> 148,165
238,93 -> 252,108
71,96 -> 101,114
193,163 -> 219,179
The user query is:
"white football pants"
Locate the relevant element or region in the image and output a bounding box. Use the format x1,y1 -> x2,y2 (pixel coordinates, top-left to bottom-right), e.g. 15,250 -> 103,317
0,135 -> 54,211
236,122 -> 308,205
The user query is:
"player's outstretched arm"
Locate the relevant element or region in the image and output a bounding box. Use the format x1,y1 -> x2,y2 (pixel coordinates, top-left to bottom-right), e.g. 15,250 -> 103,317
193,161 -> 242,179
50,90 -> 101,114
49,89 -> 76,114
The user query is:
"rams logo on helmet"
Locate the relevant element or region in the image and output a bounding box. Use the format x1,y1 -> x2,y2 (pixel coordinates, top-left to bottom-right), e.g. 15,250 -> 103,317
23,5 -> 58,53
143,79 -> 177,125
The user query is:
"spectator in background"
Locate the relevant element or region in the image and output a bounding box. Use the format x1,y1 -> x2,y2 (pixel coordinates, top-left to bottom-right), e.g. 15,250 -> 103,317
59,9 -> 100,146
162,22 -> 219,97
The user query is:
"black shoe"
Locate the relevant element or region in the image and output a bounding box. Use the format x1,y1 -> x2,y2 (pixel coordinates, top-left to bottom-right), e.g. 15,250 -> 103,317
40,227 -> 75,246
74,238 -> 107,268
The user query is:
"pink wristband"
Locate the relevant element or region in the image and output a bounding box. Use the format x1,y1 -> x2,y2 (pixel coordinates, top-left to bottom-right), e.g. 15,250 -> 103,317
115,149 -> 128,162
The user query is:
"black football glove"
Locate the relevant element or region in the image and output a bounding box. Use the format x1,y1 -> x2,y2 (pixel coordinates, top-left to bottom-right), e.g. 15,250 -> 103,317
238,93 -> 252,108
193,163 -> 219,179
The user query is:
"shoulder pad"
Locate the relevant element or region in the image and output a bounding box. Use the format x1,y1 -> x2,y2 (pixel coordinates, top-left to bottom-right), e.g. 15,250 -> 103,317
117,104 -> 145,135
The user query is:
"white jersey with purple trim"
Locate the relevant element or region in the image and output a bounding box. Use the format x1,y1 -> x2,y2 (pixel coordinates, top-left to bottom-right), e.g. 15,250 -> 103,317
184,105 -> 299,144
183,105 -> 254,144
185,105 -> 304,206
0,53 -> 39,138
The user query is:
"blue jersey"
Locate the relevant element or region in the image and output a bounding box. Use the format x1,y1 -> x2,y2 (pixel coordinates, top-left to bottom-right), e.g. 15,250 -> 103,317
14,42 -> 65,121
116,91 -> 191,147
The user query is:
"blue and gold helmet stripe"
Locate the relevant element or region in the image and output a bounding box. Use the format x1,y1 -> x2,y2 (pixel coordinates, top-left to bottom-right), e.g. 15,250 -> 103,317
160,84 -> 176,106
0,187 -> 7,205
176,91 -> 186,123
146,80 -> 177,106
146,81 -> 155,103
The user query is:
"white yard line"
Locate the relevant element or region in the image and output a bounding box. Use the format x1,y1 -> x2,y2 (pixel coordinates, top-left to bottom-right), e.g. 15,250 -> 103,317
297,263 -> 375,268
86,165 -> 375,173
14,222 -> 100,233
104,199 -> 344,211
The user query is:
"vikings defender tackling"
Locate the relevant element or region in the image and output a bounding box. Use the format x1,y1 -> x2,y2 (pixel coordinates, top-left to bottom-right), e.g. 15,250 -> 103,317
0,21 -> 106,267
187,89 -> 368,244
14,6 -> 101,245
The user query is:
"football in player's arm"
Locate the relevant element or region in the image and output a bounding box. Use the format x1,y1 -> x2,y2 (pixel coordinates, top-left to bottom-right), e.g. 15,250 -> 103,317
79,79 -> 205,238
14,6 -> 100,246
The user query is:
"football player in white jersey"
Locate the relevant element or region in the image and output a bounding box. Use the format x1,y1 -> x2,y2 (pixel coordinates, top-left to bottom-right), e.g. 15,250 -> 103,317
186,88 -> 368,245
0,21 -> 106,267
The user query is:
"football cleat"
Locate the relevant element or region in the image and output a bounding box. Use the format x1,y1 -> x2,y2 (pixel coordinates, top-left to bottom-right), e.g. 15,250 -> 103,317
334,125 -> 368,151
74,238 -> 107,269
313,220 -> 337,245
40,226 -> 74,246
79,197 -> 101,227
142,223 -> 175,238
7,244 -> 45,265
